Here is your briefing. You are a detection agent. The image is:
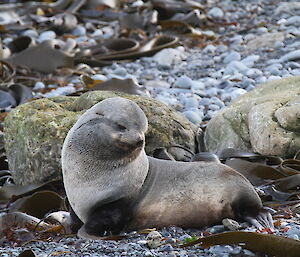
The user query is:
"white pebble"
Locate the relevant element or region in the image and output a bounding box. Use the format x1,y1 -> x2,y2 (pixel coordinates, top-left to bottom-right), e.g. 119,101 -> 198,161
291,68 -> 300,75
38,30 -> 56,42
91,29 -> 103,37
280,49 -> 300,62
153,48 -> 184,67
183,110 -> 202,124
101,26 -> 114,39
22,29 -> 39,38
174,75 -> 193,89
241,55 -> 260,67
268,75 -> 282,81
257,27 -> 268,34
91,74 -> 107,81
208,7 -> 224,19
285,16 -> 300,26
33,82 -> 45,90
209,104 -> 220,111
72,25 -> 86,36
246,68 -> 263,78
223,51 -> 241,64
224,61 -> 248,75
231,88 -> 247,100
202,44 -> 216,54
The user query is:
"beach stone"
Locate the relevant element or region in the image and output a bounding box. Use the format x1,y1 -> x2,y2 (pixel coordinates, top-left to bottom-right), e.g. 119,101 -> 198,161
4,91 -> 197,185
205,76 -> 300,158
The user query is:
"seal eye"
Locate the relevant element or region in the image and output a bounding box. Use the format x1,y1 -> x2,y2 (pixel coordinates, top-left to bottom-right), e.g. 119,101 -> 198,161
117,124 -> 126,131
95,112 -> 104,116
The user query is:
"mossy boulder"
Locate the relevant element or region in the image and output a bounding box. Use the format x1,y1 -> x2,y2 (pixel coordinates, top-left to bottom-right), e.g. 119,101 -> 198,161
205,76 -> 300,158
4,91 -> 197,185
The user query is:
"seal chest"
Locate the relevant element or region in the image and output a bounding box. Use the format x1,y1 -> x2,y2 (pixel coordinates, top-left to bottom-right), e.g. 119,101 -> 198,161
62,97 -> 272,239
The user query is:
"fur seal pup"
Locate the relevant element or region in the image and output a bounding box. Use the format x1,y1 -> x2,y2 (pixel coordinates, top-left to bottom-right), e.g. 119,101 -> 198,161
62,97 -> 273,239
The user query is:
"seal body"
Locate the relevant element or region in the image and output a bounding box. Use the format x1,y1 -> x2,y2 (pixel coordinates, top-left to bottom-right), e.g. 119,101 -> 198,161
62,97 -> 270,238
127,157 -> 262,230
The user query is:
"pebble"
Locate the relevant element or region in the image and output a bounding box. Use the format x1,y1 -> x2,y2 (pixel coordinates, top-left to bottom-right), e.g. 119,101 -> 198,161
33,82 -> 45,90
223,51 -> 241,64
72,25 -> 86,36
38,30 -> 56,42
173,75 -> 194,89
2,1 -> 300,256
224,61 -> 248,75
280,49 -> 300,62
153,48 -> 185,67
183,110 -> 202,124
208,7 -> 224,19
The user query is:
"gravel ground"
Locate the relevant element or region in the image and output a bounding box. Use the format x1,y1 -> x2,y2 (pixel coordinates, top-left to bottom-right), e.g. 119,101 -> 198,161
1,0 -> 300,256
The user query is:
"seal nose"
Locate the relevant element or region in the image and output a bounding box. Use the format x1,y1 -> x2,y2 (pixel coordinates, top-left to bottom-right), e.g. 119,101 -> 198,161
136,138 -> 144,147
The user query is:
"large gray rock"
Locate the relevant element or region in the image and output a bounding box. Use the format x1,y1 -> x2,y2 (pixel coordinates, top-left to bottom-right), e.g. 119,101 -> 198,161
205,76 -> 300,158
4,91 -> 197,185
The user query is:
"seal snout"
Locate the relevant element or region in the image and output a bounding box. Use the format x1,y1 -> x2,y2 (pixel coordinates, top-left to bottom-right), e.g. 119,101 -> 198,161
136,138 -> 144,148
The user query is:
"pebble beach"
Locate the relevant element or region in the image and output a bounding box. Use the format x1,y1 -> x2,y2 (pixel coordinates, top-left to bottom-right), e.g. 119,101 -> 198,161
1,0 -> 300,256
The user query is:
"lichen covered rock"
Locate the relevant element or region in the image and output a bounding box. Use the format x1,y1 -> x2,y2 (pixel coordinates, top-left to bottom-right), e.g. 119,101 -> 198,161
4,91 -> 197,185
205,76 -> 300,158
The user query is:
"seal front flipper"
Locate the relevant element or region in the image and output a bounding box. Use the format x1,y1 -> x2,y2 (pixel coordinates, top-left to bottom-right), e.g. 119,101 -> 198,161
77,199 -> 132,239
244,208 -> 274,230
232,192 -> 274,230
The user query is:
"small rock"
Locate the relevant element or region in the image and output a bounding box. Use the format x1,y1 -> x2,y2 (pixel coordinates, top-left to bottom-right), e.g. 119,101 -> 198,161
285,16 -> 300,26
224,61 -> 248,75
230,88 -> 247,100
286,226 -> 300,238
222,218 -> 241,231
246,68 -> 263,78
22,29 -> 39,38
209,245 -> 233,255
223,51 -> 241,64
241,55 -> 260,67
199,97 -> 211,106
182,110 -> 202,124
91,74 -> 107,81
291,203 -> 300,214
112,67 -> 128,77
146,231 -> 163,249
173,75 -> 193,89
206,87 -> 219,97
179,235 -> 192,241
34,82 -> 45,90
209,225 -> 226,234
184,97 -> 199,109
280,49 -> 300,62
153,48 -> 184,67
72,25 -> 86,36
191,81 -> 205,91
291,69 -> 300,76
257,27 -> 268,34
158,244 -> 173,252
38,30 -> 56,42
209,104 -> 220,111
208,7 -> 224,19
137,240 -> 148,245
202,44 -> 216,54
